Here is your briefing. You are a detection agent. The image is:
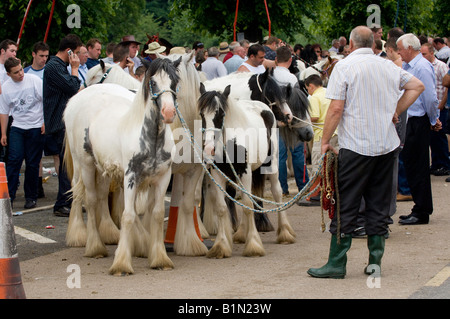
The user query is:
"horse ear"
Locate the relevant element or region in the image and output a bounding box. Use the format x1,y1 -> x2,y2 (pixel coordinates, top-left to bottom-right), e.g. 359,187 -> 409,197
328,56 -> 332,63
186,51 -> 195,63
261,68 -> 270,81
173,56 -> 182,69
223,85 -> 231,99
286,84 -> 292,99
200,82 -> 206,95
100,59 -> 105,73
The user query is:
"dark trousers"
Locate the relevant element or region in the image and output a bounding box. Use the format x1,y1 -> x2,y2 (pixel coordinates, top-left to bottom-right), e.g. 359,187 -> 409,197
49,129 -> 72,210
6,127 -> 45,201
402,115 -> 433,219
430,108 -> 450,170
330,148 -> 395,236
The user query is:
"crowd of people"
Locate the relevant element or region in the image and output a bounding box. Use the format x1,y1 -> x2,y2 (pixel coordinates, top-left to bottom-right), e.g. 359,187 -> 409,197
0,24 -> 449,279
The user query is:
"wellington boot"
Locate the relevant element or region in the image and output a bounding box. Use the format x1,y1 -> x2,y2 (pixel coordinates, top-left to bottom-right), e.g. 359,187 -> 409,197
307,234 -> 352,279
364,235 -> 385,276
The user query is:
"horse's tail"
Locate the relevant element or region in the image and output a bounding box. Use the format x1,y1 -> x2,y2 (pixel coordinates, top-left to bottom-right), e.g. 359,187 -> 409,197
252,167 -> 275,232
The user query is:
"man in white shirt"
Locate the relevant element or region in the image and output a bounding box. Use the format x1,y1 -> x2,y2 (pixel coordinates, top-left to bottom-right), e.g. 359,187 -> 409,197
0,58 -> 45,209
201,47 -> 227,80
307,26 -> 425,279
24,41 -> 49,80
0,39 -> 18,94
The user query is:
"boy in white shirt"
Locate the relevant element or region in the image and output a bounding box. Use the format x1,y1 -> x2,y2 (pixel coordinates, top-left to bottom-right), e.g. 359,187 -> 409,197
0,58 -> 45,209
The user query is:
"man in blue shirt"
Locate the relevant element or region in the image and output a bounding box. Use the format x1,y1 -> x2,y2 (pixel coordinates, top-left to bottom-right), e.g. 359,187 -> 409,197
24,42 -> 49,80
397,34 -> 440,225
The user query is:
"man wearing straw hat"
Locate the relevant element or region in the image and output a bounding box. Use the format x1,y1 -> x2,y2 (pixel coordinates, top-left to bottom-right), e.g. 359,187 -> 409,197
145,42 -> 166,62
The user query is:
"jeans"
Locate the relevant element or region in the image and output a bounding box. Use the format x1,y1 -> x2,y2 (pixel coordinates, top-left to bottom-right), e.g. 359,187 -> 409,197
278,136 -> 309,194
6,127 -> 45,202
48,129 -> 72,210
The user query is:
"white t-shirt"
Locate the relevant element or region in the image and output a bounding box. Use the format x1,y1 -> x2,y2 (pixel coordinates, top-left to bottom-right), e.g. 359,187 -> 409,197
0,64 -> 9,85
0,74 -> 44,129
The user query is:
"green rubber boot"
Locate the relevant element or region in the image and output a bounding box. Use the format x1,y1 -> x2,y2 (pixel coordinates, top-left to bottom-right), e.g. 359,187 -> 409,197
364,235 -> 385,276
307,234 -> 352,279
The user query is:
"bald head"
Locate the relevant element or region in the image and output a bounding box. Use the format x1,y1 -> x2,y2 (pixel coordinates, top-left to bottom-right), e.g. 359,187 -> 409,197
350,26 -> 374,49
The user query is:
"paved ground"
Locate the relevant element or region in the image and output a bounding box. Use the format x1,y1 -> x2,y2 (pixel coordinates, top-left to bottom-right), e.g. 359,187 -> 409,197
6,156 -> 450,300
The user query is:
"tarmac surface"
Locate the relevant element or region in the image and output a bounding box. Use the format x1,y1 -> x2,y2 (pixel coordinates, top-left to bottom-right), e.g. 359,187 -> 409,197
7,156 -> 450,300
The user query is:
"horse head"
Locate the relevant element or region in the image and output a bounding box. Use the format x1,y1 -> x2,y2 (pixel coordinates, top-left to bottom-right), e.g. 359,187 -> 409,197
198,83 -> 231,158
248,69 -> 292,125
142,57 -> 181,124
280,85 -> 314,146
84,60 -> 141,91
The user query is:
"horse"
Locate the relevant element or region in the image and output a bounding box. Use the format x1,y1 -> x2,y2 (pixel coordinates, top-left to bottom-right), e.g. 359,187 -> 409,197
299,55 -> 341,88
63,58 -> 181,275
198,84 -> 296,258
161,52 -> 211,257
84,60 -> 141,91
64,60 -> 141,249
203,69 -> 307,232
142,33 -> 173,57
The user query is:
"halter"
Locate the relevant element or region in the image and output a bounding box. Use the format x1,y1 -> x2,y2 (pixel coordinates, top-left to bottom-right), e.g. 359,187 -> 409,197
97,67 -> 113,84
148,79 -> 179,102
255,73 -> 278,107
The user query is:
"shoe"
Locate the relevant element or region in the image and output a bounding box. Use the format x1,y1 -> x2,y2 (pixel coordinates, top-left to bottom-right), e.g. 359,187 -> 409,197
282,191 -> 289,197
54,206 -> 70,217
24,199 -> 37,209
431,167 -> 449,176
396,193 -> 413,201
297,198 -> 320,206
399,213 -> 412,220
398,215 -> 428,225
307,234 -> 352,279
352,226 -> 367,238
38,177 -> 45,198
446,176 -> 450,183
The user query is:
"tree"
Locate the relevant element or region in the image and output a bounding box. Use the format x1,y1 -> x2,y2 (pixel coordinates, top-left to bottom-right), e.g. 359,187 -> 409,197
171,0 -> 317,42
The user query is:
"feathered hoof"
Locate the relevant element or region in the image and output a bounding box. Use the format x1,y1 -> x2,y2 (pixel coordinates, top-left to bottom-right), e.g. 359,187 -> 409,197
276,227 -> 297,245
242,239 -> 265,257
84,244 -> 108,259
99,220 -> 120,245
207,242 -> 232,259
65,221 -> 87,247
149,257 -> 174,270
232,230 -> 246,244
254,213 -> 275,232
109,265 -> 134,276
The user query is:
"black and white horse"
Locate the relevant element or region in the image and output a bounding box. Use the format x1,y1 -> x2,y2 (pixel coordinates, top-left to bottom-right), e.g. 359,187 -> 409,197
64,58 -> 181,275
199,84 -> 297,258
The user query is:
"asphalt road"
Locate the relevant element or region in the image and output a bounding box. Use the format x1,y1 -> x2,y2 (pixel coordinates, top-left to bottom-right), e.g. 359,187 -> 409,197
6,156 -> 450,300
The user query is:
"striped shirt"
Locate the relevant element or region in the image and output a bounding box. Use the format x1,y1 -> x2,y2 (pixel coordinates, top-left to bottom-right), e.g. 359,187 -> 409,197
431,58 -> 449,104
326,48 -> 413,156
43,55 -> 80,134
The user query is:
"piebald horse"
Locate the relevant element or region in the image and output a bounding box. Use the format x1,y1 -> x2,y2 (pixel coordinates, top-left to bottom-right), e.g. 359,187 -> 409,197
198,84 -> 294,258
63,58 -> 181,275
299,55 -> 341,87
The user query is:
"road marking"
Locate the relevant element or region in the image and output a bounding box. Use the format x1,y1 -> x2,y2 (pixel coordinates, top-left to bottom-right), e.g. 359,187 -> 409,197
425,266 -> 450,287
14,226 -> 57,244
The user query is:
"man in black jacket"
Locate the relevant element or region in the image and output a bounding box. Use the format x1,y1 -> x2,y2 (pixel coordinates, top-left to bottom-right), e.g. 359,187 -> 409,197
43,34 -> 82,217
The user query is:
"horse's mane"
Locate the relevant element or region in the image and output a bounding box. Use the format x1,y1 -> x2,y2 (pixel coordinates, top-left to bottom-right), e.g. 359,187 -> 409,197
283,85 -> 310,120
198,89 -> 229,115
85,62 -> 141,90
142,58 -> 180,103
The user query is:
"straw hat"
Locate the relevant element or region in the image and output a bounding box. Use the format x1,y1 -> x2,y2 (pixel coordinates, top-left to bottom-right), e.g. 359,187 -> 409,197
145,42 -> 166,54
169,47 -> 187,55
219,42 -> 230,53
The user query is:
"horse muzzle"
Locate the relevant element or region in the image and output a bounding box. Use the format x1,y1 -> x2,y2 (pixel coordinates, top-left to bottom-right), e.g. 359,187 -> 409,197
161,104 -> 176,124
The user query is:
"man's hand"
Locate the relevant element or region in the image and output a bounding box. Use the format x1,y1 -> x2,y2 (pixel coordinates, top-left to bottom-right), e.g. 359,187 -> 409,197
431,118 -> 442,131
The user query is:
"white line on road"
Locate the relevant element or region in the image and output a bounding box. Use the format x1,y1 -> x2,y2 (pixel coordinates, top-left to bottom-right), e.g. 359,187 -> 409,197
14,226 -> 57,244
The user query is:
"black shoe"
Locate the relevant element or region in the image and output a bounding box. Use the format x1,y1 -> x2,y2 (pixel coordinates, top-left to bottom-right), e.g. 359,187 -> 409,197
297,198 -> 320,206
399,213 -> 413,220
446,176 -> 450,183
54,206 -> 70,217
24,199 -> 37,209
352,226 -> 367,238
398,216 -> 429,225
38,177 -> 45,198
432,167 -> 449,176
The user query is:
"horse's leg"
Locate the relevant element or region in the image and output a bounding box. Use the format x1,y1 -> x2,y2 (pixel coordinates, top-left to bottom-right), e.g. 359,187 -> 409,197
269,173 -> 296,244
206,172 -> 233,259
65,169 -> 87,247
174,166 -> 208,256
109,179 -> 137,276
131,188 -> 151,258
194,171 -> 209,238
82,165 -> 108,258
110,187 -> 124,228
202,175 -> 219,235
148,171 -> 174,269
240,172 -> 265,257
96,174 -> 120,245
